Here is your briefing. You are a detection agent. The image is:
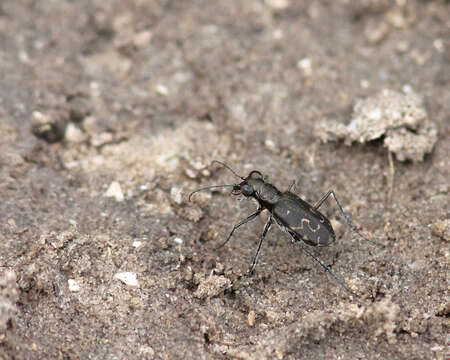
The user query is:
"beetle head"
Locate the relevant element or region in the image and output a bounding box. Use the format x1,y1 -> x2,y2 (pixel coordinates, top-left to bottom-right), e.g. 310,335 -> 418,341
232,171 -> 264,197
188,162 -> 265,201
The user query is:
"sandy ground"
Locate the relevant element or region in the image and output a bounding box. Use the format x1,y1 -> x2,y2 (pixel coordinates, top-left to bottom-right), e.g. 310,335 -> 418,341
0,1 -> 449,359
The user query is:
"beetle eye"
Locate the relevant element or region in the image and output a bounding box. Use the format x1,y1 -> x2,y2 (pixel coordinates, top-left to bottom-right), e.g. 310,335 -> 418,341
231,184 -> 241,195
241,184 -> 253,196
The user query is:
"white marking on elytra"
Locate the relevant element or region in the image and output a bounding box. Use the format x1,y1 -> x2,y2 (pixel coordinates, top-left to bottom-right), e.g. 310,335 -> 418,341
291,218 -> 321,233
274,213 -> 315,245
308,221 -> 320,233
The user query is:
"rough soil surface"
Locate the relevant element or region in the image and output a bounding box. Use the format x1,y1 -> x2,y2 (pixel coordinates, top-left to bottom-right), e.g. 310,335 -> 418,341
0,1 -> 448,359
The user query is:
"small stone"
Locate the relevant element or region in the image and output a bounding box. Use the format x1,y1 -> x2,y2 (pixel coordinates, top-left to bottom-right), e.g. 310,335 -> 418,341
31,110 -> 67,143
273,29 -> 283,39
68,279 -> 81,292
432,38 -> 444,53
114,272 -> 139,287
155,84 -> 169,96
432,219 -> 450,242
184,168 -> 197,179
430,345 -> 443,352
139,345 -> 155,357
105,181 -> 124,202
360,79 -> 370,89
365,21 -> 389,44
132,240 -> 142,248
297,58 -> 312,76
170,187 -> 183,204
65,123 -> 86,143
248,310 -> 256,327
266,0 -> 289,10
133,30 -> 152,48
396,41 -> 410,53
265,139 -> 276,150
173,237 -> 183,245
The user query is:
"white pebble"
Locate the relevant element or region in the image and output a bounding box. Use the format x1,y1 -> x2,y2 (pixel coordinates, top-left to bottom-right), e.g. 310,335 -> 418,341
173,237 -> 183,245
297,58 -> 312,76
155,84 -> 169,96
402,84 -> 413,93
266,0 -> 289,9
360,79 -> 370,89
65,123 -> 86,143
114,272 -> 139,287
104,181 -> 124,202
433,38 -> 444,53
265,139 -> 276,149
170,187 -> 183,204
273,29 -> 283,39
68,279 -> 81,292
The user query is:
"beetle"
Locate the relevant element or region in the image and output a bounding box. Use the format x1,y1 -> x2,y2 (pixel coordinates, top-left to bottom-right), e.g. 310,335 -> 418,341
189,161 -> 379,295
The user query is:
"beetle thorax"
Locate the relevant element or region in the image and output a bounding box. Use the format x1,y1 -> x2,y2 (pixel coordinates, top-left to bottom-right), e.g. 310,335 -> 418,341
237,171 -> 281,206
256,182 -> 281,205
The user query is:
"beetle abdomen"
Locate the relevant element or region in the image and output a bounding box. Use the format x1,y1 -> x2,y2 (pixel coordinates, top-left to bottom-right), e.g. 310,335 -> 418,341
273,192 -> 335,246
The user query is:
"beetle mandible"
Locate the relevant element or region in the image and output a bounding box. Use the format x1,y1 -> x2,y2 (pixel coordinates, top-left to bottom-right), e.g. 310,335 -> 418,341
189,161 -> 379,295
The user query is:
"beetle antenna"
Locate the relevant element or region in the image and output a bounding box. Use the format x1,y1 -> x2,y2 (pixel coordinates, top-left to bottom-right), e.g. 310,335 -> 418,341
188,184 -> 235,202
212,160 -> 244,180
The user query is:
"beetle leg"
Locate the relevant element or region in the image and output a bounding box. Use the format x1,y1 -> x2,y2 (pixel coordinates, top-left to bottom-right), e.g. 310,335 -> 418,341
287,179 -> 296,192
314,190 -> 380,246
291,235 -> 358,296
218,208 -> 263,248
249,216 -> 273,273
313,189 -> 332,209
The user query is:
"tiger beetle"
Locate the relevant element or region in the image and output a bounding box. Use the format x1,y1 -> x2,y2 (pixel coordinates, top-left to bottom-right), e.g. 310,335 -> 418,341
189,161 -> 380,296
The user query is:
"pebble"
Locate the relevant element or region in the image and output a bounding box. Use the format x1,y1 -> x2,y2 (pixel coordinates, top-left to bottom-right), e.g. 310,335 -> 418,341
114,272 -> 139,287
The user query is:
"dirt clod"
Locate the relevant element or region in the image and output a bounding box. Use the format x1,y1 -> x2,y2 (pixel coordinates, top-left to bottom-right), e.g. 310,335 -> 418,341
0,271 -> 18,334
432,219 -> 450,242
315,89 -> 439,162
194,274 -> 231,299
31,109 -> 68,143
